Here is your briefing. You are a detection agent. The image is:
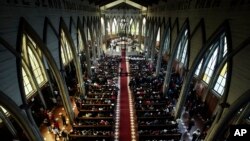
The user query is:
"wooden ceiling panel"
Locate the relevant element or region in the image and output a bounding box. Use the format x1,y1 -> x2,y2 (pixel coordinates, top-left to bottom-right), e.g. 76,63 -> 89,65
91,0 -> 160,7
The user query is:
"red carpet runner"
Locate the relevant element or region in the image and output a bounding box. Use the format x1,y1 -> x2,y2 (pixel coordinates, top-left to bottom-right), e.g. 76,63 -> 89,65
119,48 -> 131,141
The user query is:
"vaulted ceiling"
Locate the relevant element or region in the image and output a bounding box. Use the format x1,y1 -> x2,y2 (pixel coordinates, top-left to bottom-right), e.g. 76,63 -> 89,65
108,2 -> 139,10
89,0 -> 160,7
88,0 -> 163,10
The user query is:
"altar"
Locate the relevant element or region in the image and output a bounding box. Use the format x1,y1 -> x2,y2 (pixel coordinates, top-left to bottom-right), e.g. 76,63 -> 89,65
105,36 -> 142,56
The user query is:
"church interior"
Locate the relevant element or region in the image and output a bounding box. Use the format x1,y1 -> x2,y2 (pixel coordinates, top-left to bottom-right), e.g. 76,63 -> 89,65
0,0 -> 250,141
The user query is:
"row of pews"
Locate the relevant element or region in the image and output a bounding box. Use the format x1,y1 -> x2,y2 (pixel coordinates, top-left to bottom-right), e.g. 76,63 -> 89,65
69,56 -> 120,141
129,55 -> 182,141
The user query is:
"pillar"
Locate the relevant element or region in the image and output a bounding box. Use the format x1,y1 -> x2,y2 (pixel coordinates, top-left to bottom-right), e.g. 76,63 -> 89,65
0,108 -> 18,138
0,91 -> 43,141
42,44 -> 75,125
23,61 -> 47,110
150,25 -> 159,64
173,45 -> 207,118
143,20 -> 149,53
235,103 -> 250,124
156,28 -> 168,76
89,23 -> 96,61
146,23 -> 153,59
97,21 -> 102,58
138,17 -> 142,51
205,89 -> 250,140
104,17 -> 108,42
80,26 -> 92,77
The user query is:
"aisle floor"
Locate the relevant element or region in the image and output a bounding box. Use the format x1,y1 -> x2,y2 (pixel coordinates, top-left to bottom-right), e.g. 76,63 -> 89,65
180,110 -> 205,141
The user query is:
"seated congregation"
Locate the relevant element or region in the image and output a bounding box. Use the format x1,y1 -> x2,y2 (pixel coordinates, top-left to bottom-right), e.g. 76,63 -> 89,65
67,53 -> 212,141
69,55 -> 120,141
129,55 -> 182,141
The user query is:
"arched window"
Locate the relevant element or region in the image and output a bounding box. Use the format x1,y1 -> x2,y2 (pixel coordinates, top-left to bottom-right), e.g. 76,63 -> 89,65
112,18 -> 117,34
195,33 -> 229,95
28,47 -> 45,84
195,59 -> 203,76
119,18 -> 127,34
156,28 -> 161,42
213,63 -> 227,95
101,17 -> 105,35
22,34 -> 47,97
142,17 -> 146,36
60,42 -> 67,65
154,27 -> 161,49
61,30 -> 73,66
87,28 -> 91,41
176,29 -> 189,65
78,30 -> 84,53
136,21 -> 139,35
203,47 -> 218,83
107,21 -> 111,35
162,28 -> 170,55
129,18 -> 133,34
223,36 -> 228,57
130,20 -> 136,35
202,34 -> 228,84
129,18 -> 133,25
22,67 -> 34,96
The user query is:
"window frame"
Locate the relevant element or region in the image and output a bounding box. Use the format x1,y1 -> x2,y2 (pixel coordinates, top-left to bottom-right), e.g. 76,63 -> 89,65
162,28 -> 170,55
60,30 -> 73,66
213,63 -> 228,96
21,33 -> 48,98
195,32 -> 229,96
202,47 -> 219,83
175,29 -> 189,67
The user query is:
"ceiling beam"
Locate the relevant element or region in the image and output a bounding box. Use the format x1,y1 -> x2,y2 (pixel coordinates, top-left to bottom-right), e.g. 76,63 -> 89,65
125,0 -> 147,11
100,0 -> 124,10
100,0 -> 147,11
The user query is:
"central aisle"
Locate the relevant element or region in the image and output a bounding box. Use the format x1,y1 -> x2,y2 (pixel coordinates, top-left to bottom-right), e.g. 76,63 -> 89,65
118,48 -> 132,141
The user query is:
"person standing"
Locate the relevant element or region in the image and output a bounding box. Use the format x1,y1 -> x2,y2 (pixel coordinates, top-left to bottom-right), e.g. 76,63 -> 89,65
53,119 -> 60,131
52,126 -> 60,141
192,129 -> 201,141
61,114 -> 67,126
61,130 -> 69,141
43,118 -> 52,132
188,118 -> 195,132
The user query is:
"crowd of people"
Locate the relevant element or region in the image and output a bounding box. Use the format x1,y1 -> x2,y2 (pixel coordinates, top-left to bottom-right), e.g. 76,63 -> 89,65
39,48 -> 215,141
68,55 -> 120,141
42,109 -> 69,141
129,55 -> 182,141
